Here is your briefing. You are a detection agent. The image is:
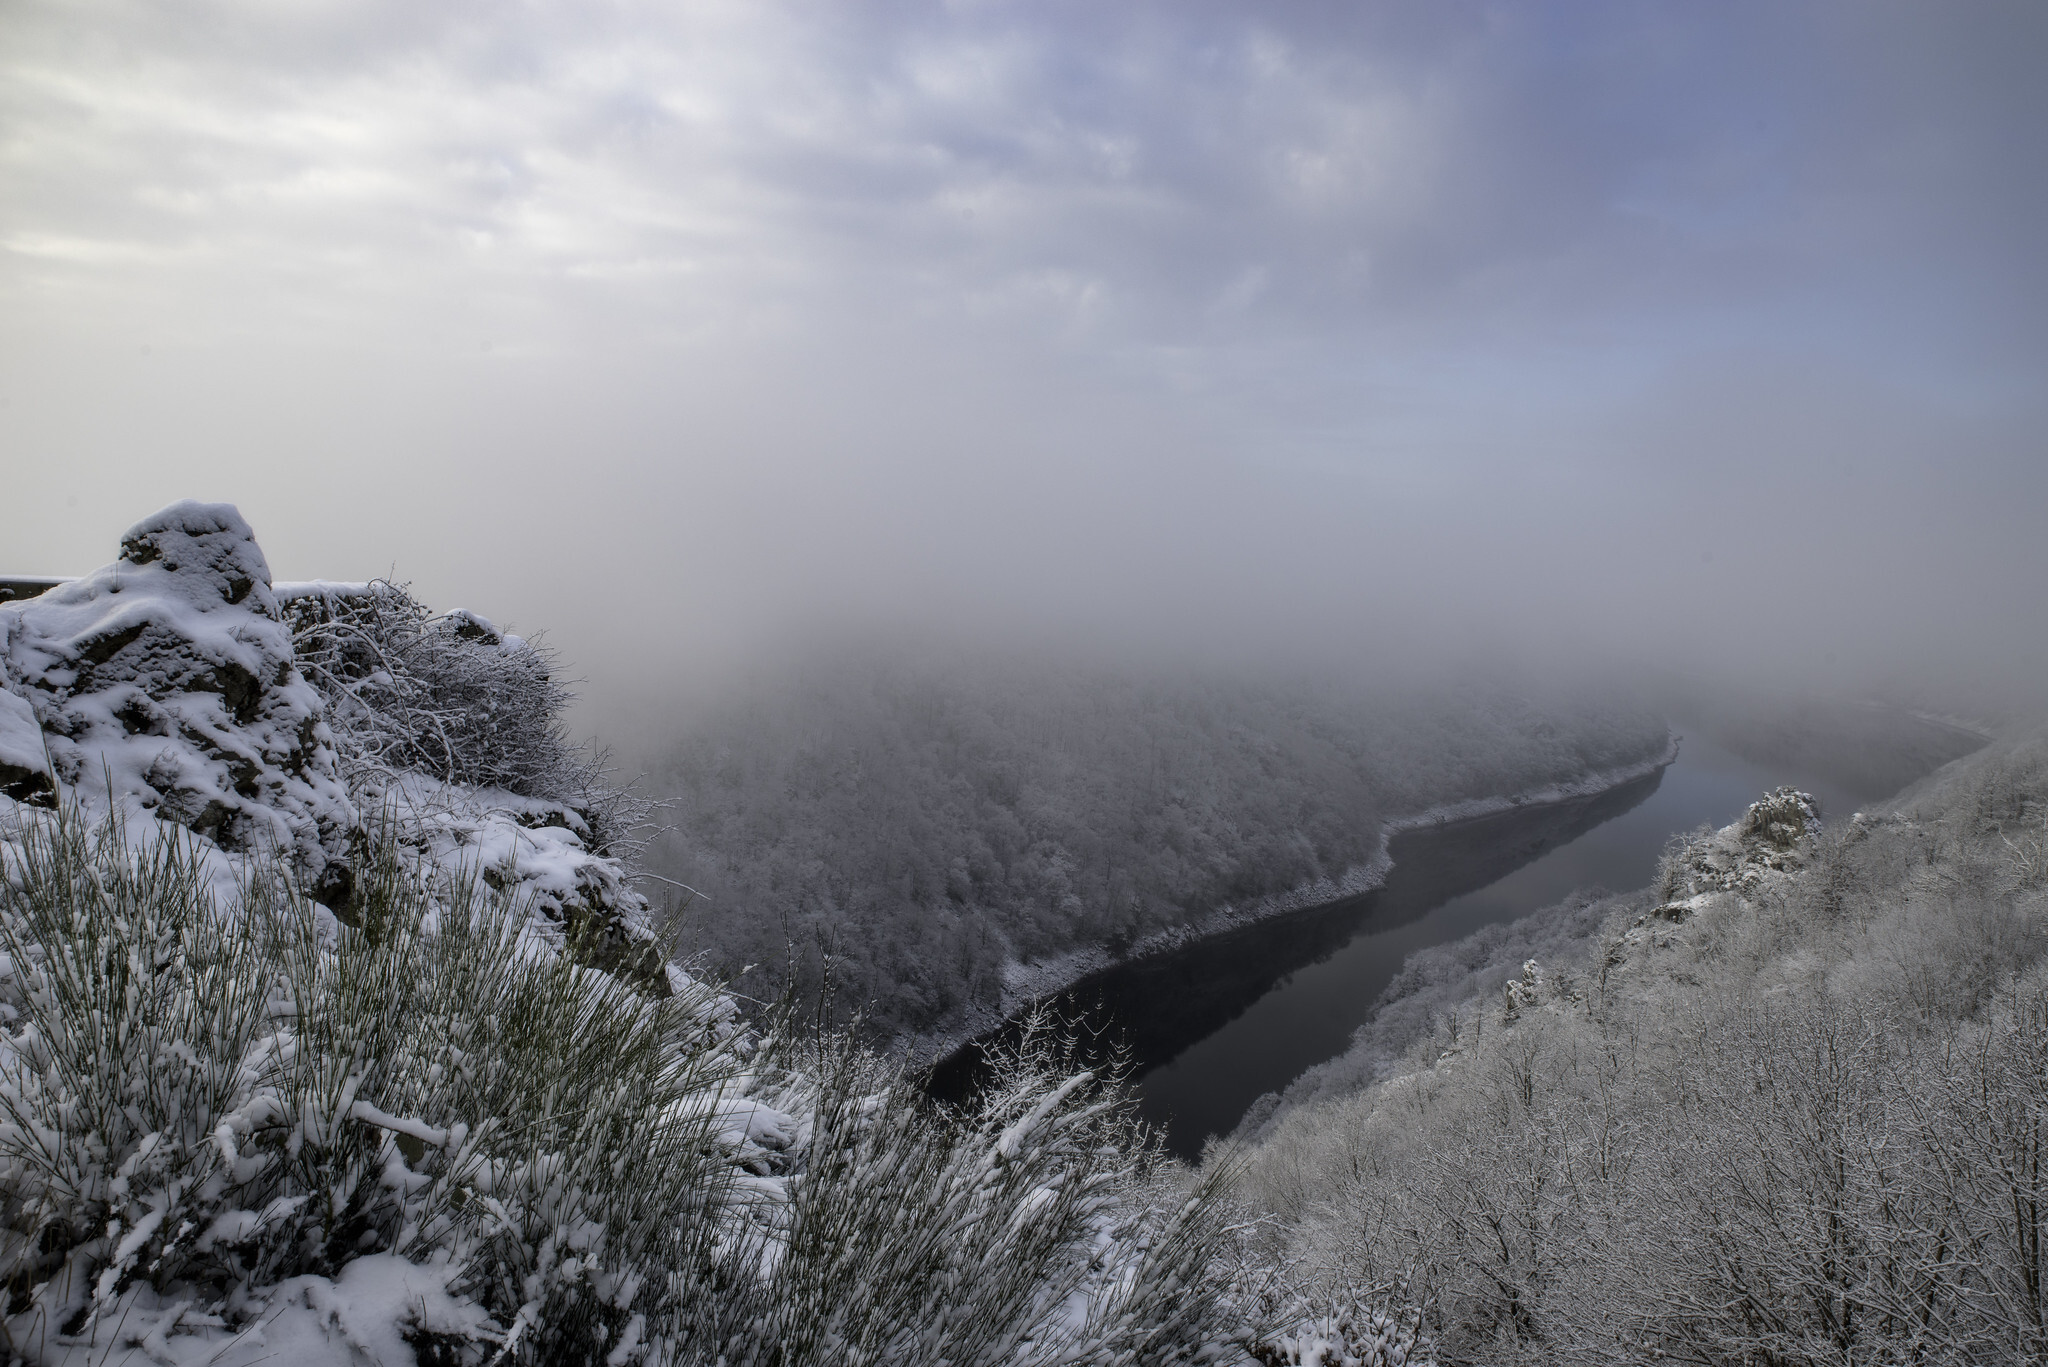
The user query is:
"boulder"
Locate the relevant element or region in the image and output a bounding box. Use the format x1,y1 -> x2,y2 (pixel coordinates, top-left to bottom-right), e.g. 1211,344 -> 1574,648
0,502 -> 356,890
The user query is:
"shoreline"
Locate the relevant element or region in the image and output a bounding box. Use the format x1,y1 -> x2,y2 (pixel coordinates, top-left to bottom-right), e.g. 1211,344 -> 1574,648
903,731 -> 1682,1066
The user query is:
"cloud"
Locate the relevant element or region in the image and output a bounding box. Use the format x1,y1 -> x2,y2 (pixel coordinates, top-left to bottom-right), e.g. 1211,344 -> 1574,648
2,0 -> 2044,726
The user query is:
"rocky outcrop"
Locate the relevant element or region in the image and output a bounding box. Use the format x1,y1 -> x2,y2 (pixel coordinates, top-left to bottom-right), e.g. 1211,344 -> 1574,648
2,501 -> 674,991
1655,786 -> 1819,911
1603,786 -> 1822,972
0,502 -> 356,893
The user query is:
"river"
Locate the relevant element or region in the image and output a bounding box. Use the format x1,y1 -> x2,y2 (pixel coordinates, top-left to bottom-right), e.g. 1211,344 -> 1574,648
930,716 -> 1983,1159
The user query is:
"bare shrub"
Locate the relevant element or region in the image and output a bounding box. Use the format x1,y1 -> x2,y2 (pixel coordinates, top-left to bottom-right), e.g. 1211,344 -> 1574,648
283,582 -> 658,856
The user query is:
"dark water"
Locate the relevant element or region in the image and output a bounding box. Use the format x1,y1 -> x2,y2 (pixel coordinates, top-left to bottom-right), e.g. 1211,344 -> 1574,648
930,721 -> 1978,1159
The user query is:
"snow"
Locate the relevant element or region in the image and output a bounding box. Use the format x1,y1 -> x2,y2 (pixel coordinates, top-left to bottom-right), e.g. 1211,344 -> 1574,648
352,771 -> 715,1012
9,1254 -> 497,1366
0,504 -> 686,988
0,685 -> 51,800
0,500 -> 356,881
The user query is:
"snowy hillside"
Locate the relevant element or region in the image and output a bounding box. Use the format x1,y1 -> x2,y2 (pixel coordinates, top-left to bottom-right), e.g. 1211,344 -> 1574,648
0,503 -> 1300,1366
0,502 -> 667,984
1229,723 -> 2048,1363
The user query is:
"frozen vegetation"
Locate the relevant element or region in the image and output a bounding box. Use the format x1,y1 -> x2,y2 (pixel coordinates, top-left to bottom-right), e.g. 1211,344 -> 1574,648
646,653 -> 1670,1044
1225,723 -> 2048,1364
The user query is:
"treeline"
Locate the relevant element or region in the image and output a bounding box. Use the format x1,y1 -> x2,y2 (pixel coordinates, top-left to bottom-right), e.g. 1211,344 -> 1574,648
647,648 -> 1668,1040
1228,724 -> 2048,1364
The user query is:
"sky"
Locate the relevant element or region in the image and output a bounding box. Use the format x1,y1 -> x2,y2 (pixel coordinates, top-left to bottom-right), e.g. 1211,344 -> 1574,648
4,0 -> 2045,735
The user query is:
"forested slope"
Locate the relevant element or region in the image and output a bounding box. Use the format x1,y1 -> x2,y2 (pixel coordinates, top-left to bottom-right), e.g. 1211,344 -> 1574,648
1228,721 -> 2048,1365
647,651 -> 1669,1040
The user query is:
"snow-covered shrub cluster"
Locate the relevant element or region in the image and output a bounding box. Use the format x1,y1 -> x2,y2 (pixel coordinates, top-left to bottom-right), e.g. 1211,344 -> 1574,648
1229,728 -> 2048,1364
281,582 -> 646,857
648,650 -> 1670,1040
278,573 -> 674,982
282,584 -> 571,790
706,1017 -> 1243,1365
0,800 -> 1265,1364
1242,1296 -> 1433,1367
0,802 -> 751,1364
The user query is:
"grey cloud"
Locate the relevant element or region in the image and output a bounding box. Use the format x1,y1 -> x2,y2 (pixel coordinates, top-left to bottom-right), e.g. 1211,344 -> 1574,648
2,0 -> 2043,736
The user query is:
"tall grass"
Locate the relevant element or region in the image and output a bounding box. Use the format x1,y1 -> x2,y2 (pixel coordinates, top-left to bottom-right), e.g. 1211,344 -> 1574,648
711,1017 -> 1240,1366
0,803 -> 744,1362
0,805 -> 1249,1364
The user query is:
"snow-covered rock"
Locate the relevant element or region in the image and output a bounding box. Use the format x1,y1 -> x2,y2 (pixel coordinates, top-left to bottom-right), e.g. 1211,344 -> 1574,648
368,773 -> 676,992
1655,786 -> 1819,910
0,686 -> 52,804
0,502 -> 356,895
0,501 -> 683,994
1601,786 -> 1823,968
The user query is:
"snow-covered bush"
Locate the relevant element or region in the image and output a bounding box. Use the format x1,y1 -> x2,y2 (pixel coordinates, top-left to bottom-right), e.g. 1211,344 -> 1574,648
0,801 -> 747,1364
713,1015 -> 1240,1365
283,583 -> 574,796
1246,1295 -> 1434,1367
283,582 -> 653,858
0,802 -> 1255,1364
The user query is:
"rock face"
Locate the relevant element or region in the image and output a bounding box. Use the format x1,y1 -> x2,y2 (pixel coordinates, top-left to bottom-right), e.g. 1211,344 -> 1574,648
0,502 -> 356,888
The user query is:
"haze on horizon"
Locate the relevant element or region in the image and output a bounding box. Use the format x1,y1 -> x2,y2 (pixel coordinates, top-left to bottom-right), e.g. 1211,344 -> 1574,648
4,1 -> 2045,739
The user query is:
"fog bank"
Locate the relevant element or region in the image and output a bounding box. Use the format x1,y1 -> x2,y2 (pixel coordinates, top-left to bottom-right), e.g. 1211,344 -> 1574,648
5,1 -> 2044,735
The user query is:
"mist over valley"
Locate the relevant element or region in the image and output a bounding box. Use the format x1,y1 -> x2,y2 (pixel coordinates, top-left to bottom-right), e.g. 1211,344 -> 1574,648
5,2 -> 2047,1362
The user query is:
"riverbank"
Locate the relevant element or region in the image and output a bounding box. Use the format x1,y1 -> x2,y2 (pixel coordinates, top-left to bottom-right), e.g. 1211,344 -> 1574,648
903,730 -> 1681,1065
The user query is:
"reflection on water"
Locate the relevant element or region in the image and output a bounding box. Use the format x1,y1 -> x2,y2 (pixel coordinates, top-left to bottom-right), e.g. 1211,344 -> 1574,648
931,724 -> 1973,1159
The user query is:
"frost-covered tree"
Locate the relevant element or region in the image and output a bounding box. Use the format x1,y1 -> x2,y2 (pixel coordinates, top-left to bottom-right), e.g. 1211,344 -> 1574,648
1228,729 -> 2048,1365
282,580 -> 654,858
